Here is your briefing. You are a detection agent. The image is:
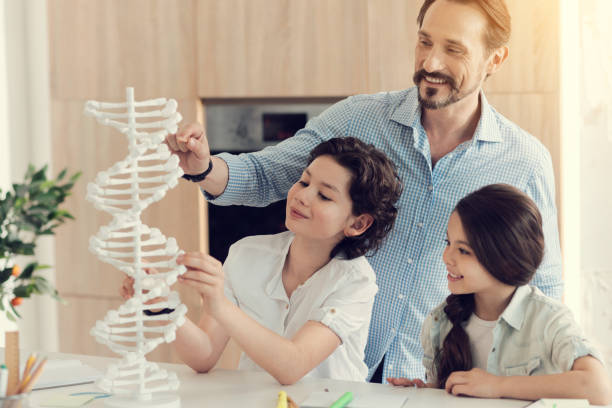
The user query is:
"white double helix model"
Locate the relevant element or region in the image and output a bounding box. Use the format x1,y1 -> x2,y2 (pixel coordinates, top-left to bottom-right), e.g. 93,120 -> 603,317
84,87 -> 188,405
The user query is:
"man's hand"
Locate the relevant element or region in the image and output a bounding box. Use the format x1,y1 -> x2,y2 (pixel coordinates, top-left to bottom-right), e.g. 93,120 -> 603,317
166,122 -> 211,175
177,252 -> 227,316
387,377 -> 430,388
444,368 -> 503,398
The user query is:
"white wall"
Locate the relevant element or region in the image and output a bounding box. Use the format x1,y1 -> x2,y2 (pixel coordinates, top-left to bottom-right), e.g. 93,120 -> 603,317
577,0 -> 612,375
0,0 -> 58,351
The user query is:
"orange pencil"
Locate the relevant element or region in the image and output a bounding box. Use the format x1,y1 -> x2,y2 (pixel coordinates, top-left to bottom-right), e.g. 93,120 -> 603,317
21,357 -> 47,393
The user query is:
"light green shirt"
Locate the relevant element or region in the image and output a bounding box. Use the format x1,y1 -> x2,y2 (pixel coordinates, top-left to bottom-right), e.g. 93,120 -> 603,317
421,285 -> 603,384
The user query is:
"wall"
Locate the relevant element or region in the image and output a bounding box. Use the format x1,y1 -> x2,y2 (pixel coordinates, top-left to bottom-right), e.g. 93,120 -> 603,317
578,0 -> 612,375
0,0 -> 58,351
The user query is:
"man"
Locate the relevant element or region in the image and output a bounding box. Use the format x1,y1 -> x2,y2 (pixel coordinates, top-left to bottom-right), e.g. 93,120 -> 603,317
167,0 -> 562,381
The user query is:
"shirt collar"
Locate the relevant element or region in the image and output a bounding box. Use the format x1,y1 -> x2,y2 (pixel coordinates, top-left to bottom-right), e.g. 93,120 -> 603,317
499,285 -> 532,330
390,87 -> 503,144
264,232 -> 294,302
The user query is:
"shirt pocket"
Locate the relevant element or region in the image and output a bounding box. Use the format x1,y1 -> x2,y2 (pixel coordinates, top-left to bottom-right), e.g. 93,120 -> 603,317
504,357 -> 541,376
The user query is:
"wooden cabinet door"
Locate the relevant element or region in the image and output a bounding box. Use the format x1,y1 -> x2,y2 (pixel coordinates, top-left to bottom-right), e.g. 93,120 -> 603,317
197,0 -> 370,97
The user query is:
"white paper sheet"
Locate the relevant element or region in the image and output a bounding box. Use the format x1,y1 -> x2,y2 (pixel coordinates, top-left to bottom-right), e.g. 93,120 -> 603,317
300,390 -> 408,408
24,359 -> 103,390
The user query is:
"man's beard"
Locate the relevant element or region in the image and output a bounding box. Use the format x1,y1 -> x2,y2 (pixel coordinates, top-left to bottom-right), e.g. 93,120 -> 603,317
413,69 -> 462,110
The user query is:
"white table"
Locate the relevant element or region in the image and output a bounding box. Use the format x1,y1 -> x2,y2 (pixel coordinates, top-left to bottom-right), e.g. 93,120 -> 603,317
23,351 -> 535,408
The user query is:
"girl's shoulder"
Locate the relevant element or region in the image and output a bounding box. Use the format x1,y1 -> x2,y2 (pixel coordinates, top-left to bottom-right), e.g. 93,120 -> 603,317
520,285 -> 570,316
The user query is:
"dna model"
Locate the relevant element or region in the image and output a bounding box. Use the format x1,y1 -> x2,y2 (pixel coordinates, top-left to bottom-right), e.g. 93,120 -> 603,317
85,87 -> 188,407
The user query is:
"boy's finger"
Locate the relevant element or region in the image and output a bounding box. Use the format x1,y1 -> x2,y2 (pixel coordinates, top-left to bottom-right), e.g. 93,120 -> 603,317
180,270 -> 218,285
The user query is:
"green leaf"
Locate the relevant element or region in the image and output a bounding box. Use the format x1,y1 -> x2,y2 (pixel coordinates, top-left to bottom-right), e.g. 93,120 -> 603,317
57,168 -> 67,181
69,171 -> 82,182
8,302 -> 20,319
19,262 -> 37,279
31,165 -> 48,183
0,268 -> 12,284
13,285 -> 32,298
24,164 -> 36,179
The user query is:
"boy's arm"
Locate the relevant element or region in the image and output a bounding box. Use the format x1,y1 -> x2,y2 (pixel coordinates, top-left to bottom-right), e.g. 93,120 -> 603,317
445,357 -> 612,405
213,298 -> 341,385
171,312 -> 231,373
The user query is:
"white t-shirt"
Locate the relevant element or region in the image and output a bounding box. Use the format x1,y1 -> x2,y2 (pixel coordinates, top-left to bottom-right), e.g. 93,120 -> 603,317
464,313 -> 497,371
223,231 -> 378,381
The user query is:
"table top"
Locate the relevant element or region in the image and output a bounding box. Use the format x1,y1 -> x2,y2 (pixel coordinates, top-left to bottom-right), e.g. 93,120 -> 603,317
22,351 -> 536,408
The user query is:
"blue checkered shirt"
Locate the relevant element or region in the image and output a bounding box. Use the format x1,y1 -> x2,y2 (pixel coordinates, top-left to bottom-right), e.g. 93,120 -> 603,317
209,87 -> 563,381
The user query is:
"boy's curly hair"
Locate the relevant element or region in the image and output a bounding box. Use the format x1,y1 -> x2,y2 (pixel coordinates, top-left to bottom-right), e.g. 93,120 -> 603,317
308,137 -> 403,259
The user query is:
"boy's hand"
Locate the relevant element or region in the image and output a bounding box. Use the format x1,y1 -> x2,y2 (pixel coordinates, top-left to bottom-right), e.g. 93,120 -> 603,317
166,122 -> 211,176
177,252 -> 227,316
119,268 -> 169,312
120,275 -> 135,300
387,377 -> 429,388
444,368 -> 502,398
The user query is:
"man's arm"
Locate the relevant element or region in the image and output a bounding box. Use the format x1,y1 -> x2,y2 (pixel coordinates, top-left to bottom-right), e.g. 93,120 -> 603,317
168,97 -> 354,206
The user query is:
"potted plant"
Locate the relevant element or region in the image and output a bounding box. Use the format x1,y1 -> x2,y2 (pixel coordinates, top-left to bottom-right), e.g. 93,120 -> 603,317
0,164 -> 80,321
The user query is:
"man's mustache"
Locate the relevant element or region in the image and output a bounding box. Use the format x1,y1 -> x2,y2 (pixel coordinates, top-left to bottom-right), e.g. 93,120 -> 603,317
413,69 -> 458,91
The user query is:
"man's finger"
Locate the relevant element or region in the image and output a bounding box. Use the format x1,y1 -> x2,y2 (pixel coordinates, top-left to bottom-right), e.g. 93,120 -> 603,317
187,137 -> 209,161
413,379 -> 427,388
387,378 -> 416,387
166,134 -> 180,152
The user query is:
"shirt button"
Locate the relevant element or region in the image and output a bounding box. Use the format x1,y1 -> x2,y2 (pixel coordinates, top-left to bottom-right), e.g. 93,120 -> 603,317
417,222 -> 424,228
391,328 -> 397,334
388,364 -> 394,370
428,185 -> 433,191
330,308 -> 336,314
492,347 -> 496,352
407,258 -> 413,264
285,304 -> 289,309
398,294 -> 405,300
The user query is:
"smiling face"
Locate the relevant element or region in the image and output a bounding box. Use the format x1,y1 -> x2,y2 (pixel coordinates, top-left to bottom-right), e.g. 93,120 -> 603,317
443,211 -> 509,296
285,155 -> 362,246
413,0 -> 499,110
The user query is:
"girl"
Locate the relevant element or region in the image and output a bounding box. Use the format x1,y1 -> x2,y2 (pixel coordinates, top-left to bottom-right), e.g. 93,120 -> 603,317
121,137 -> 402,384
388,184 -> 612,405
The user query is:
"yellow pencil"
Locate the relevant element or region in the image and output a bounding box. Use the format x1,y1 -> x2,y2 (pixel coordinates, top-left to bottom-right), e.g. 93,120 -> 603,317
21,353 -> 37,381
21,357 -> 47,393
16,353 -> 37,393
276,390 -> 288,408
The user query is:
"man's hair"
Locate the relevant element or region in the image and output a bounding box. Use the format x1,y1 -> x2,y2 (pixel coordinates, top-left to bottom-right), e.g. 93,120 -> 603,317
435,184 -> 544,388
417,0 -> 511,53
307,137 -> 403,260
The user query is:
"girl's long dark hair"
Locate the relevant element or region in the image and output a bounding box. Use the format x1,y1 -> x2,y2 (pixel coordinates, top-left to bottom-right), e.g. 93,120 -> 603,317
435,184 -> 545,388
